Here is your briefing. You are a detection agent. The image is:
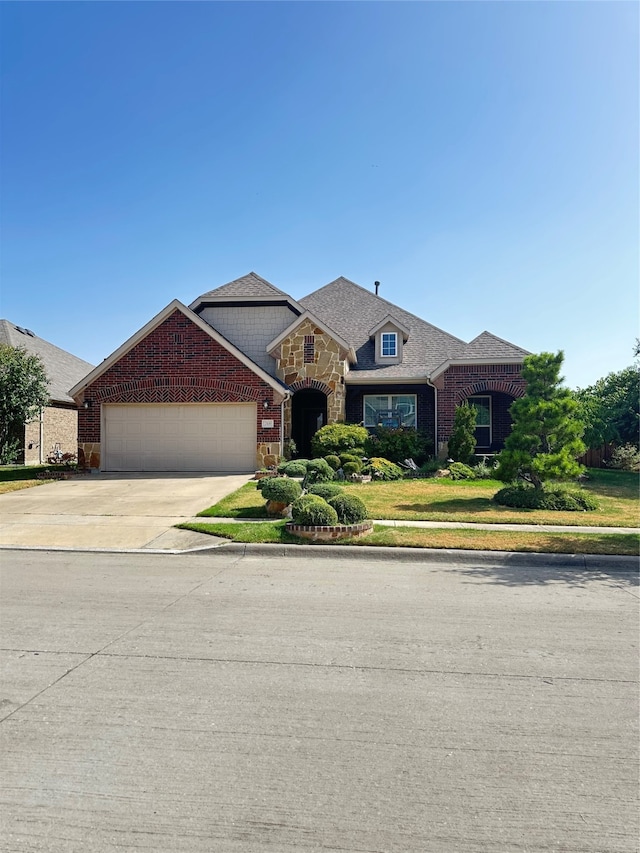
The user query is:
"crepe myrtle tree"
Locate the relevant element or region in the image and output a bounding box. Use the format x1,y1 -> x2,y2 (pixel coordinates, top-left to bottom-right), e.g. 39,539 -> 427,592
0,345 -> 50,464
496,351 -> 586,490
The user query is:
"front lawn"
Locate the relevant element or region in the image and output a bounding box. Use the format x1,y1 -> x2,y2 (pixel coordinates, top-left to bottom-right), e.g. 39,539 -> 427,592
181,520 -> 640,556
0,465 -> 64,495
197,469 -> 639,528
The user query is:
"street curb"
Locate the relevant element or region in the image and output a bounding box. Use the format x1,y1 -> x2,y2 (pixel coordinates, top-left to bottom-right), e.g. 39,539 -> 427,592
203,542 -> 640,571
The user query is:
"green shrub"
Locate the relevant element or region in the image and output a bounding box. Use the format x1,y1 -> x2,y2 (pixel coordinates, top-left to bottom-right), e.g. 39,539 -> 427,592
473,457 -> 497,479
311,423 -> 369,458
291,494 -> 339,526
278,459 -> 308,477
493,483 -> 598,511
448,404 -> 477,464
607,444 -> 640,471
448,462 -> 476,480
342,461 -> 362,478
304,458 -> 335,483
260,477 -> 303,504
362,457 -> 404,481
307,482 -> 344,499
328,493 -> 368,524
364,426 -> 432,465
339,453 -> 361,466
324,454 -> 342,471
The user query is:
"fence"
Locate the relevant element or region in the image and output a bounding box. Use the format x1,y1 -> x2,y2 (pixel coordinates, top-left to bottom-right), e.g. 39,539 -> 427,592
578,444 -> 613,469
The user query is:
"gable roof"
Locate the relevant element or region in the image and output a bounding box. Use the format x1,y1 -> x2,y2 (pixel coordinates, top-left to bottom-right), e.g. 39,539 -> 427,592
462,331 -> 530,359
68,300 -> 289,401
0,319 -> 94,405
299,277 -> 468,380
190,272 -> 303,312
266,311 -> 357,363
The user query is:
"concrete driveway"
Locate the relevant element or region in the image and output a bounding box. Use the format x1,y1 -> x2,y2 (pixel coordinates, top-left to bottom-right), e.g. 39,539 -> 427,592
0,472 -> 251,550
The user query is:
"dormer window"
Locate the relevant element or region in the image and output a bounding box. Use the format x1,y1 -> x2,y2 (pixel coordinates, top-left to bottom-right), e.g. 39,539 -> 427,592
381,332 -> 397,357
369,315 -> 410,365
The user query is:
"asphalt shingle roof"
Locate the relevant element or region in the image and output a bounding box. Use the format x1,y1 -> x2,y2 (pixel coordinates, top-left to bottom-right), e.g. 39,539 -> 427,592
299,277 -> 468,379
0,320 -> 94,404
463,331 -> 530,359
193,272 -> 294,302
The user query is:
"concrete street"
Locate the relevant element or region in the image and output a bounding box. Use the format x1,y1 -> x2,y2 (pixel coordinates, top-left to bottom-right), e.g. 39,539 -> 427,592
1,549 -> 638,852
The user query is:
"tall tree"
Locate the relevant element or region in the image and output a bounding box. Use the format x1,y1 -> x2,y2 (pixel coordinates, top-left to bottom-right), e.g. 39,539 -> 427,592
496,351 -> 585,489
574,352 -> 639,449
0,345 -> 50,464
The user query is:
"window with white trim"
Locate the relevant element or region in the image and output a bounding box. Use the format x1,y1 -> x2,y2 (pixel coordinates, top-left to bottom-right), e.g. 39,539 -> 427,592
468,395 -> 491,447
364,394 -> 416,428
381,332 -> 397,357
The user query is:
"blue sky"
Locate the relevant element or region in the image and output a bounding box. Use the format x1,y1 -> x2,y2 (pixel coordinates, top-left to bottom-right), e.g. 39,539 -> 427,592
1,1 -> 637,390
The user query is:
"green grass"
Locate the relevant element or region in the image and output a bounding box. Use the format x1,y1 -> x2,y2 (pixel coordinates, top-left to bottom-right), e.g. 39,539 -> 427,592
180,519 -> 640,556
197,471 -> 640,528
0,465 -> 65,494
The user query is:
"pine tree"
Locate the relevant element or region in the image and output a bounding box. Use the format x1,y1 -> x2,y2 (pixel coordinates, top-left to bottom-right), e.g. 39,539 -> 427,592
496,351 -> 585,489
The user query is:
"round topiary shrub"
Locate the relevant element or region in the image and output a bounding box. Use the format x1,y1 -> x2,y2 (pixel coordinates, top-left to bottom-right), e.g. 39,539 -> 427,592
327,493 -> 368,524
324,454 -> 342,471
260,477 -> 303,504
291,494 -> 339,526
310,423 -> 369,458
362,457 -> 404,481
448,462 -> 476,480
279,459 -> 308,478
342,461 -> 362,478
307,482 -> 344,500
339,453 -> 362,467
305,458 -> 334,483
493,483 -> 598,511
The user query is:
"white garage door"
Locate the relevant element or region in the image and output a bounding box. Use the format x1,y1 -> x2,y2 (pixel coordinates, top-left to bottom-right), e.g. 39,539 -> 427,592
103,404 -> 257,472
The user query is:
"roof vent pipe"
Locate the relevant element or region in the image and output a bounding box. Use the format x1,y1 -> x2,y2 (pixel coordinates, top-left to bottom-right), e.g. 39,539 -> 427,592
374,281 -> 380,296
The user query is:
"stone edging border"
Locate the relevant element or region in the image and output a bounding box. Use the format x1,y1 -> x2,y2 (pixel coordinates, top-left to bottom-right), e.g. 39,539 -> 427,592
285,520 -> 373,541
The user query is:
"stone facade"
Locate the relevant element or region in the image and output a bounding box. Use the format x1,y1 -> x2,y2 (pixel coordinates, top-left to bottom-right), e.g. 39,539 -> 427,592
274,319 -> 347,436
24,405 -> 78,465
77,310 -> 284,470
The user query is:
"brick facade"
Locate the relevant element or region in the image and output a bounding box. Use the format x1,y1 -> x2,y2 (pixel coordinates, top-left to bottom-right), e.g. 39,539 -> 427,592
77,310 -> 283,470
433,363 -> 526,454
345,383 -> 436,449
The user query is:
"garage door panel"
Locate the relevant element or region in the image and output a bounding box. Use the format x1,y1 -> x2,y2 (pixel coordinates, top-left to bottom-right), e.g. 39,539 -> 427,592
104,404 -> 257,472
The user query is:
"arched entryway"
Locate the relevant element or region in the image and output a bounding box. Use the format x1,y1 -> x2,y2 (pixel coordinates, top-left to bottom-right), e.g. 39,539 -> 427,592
291,389 -> 327,458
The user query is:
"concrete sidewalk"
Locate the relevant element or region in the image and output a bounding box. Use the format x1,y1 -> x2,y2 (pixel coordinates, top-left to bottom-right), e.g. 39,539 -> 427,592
208,516 -> 640,536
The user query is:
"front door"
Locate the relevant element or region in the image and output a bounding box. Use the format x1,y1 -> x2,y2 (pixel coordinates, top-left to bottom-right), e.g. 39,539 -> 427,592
291,390 -> 327,458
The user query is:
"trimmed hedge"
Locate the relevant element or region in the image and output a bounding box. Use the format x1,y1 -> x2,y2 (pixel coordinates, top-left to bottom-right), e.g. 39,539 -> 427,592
362,457 -> 404,481
328,493 -> 368,524
307,482 -> 344,500
260,477 -> 303,504
305,458 -> 335,483
342,461 -> 362,477
291,494 -> 339,526
493,483 -> 598,511
278,460 -> 308,477
310,423 -> 369,458
324,455 -> 342,471
448,462 -> 476,481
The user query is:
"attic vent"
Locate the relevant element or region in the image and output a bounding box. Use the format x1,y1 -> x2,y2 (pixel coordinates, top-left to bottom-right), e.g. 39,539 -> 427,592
24,329 -> 35,337
14,326 -> 27,335
304,335 -> 315,363
173,333 -> 184,344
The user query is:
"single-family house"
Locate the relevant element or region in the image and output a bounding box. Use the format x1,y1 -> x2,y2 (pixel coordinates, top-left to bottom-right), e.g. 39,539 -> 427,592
0,319 -> 94,464
70,274 -> 529,471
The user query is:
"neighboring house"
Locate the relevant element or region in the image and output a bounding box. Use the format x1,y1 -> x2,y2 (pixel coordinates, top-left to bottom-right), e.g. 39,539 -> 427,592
70,274 -> 529,472
0,320 -> 95,464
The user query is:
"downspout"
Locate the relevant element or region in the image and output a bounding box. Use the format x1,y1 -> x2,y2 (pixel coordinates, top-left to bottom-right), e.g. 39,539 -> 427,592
426,377 -> 438,458
39,407 -> 44,464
